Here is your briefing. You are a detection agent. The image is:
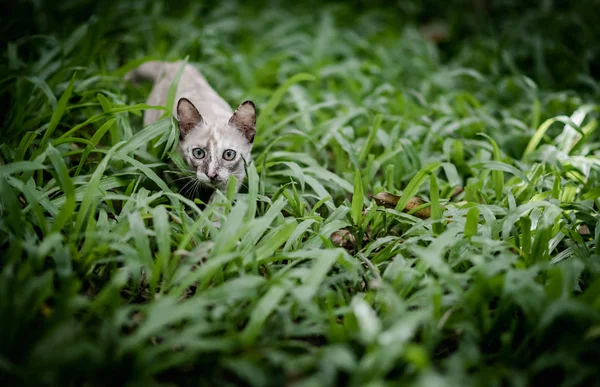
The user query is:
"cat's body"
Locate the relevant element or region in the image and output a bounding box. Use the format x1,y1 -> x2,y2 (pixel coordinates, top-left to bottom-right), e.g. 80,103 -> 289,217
126,61 -> 256,196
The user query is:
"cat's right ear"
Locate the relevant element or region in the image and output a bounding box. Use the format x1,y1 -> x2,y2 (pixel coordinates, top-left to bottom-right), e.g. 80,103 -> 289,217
177,98 -> 203,137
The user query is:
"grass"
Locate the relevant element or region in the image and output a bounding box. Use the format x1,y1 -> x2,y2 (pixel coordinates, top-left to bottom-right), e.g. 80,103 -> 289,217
1,0 -> 600,385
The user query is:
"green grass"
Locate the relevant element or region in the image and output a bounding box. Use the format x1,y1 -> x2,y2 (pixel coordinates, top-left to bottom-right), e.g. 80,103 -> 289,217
1,0 -> 600,386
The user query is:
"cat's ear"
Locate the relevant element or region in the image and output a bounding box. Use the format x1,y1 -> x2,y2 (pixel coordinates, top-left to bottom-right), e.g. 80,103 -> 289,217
177,98 -> 203,136
229,100 -> 256,143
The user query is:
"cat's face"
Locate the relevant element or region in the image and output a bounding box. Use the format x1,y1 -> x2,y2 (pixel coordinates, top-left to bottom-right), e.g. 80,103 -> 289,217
176,98 -> 256,192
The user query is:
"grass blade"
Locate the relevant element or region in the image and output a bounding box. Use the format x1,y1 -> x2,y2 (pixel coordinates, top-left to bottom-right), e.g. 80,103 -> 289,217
351,169 -> 364,226
38,72 -> 76,152
241,285 -> 286,345
395,162 -> 442,212
257,73 -> 316,129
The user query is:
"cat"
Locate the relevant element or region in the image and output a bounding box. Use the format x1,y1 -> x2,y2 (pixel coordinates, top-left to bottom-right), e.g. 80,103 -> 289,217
126,61 -> 256,200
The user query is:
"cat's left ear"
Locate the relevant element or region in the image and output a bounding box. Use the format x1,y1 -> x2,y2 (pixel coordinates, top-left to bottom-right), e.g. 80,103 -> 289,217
229,101 -> 256,143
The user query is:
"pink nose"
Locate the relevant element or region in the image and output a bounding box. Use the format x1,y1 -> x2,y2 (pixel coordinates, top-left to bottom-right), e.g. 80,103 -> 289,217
207,172 -> 218,180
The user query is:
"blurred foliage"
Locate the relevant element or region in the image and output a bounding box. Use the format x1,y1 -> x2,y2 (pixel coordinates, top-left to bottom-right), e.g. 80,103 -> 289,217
3,0 -> 600,90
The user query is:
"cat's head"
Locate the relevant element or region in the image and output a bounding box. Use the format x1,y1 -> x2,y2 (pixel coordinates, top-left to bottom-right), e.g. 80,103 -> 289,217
176,98 -> 256,192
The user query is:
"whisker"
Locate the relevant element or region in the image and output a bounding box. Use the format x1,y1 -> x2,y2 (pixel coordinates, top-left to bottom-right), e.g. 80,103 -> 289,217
180,178 -> 196,196
189,181 -> 200,198
165,169 -> 193,176
193,180 -> 202,199
189,179 -> 198,197
168,169 -> 196,178
171,175 -> 194,184
165,169 -> 194,175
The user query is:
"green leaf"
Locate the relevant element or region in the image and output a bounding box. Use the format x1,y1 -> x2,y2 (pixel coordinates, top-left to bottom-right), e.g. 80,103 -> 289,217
478,133 -> 504,200
241,285 -> 286,345
395,162 -> 442,212
25,76 -> 57,109
0,161 -> 46,176
75,141 -> 125,234
352,296 -> 381,345
39,72 -> 76,152
257,73 -> 316,129
150,205 -> 170,292
351,169 -> 364,226
6,176 -> 48,236
164,57 -> 189,116
255,220 -> 297,262
429,173 -> 443,235
464,206 -> 480,238
45,145 -> 75,233
359,114 -> 383,164
63,23 -> 88,54
97,93 -> 112,113
295,251 -> 337,302
471,161 -> 530,185
128,211 -> 153,269
75,118 -> 116,176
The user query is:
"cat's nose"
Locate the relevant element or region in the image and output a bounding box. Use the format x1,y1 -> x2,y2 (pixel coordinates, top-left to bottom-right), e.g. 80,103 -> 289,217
207,172 -> 218,181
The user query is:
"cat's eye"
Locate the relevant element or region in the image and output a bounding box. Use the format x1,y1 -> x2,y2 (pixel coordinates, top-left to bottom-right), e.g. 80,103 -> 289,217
223,149 -> 236,161
192,148 -> 206,159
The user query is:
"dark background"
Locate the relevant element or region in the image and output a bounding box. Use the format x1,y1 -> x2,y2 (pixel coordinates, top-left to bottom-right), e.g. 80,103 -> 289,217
3,0 -> 600,90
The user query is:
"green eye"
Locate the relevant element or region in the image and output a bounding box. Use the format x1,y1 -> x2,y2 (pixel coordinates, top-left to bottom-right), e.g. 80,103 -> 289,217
192,148 -> 206,159
223,149 -> 236,161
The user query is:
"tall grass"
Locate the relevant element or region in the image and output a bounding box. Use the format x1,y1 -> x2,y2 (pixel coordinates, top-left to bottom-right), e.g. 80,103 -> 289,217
1,0 -> 599,385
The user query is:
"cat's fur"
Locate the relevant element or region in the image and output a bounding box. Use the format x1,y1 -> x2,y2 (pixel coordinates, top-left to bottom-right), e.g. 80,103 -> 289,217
126,60 -> 256,195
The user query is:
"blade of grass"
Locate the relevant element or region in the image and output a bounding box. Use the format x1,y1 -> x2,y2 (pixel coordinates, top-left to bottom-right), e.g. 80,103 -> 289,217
164,57 -> 189,117
45,145 -> 75,233
257,73 -> 317,130
38,72 -> 76,153
351,169 -> 364,226
359,114 -> 383,164
241,285 -> 286,345
429,173 -> 443,235
395,162 -> 442,212
464,206 -> 480,238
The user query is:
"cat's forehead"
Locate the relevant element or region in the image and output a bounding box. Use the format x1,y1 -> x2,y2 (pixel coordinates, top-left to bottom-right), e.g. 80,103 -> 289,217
182,121 -> 248,149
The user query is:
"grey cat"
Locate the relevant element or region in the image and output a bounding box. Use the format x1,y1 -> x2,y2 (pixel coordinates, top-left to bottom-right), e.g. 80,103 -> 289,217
126,61 -> 256,197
